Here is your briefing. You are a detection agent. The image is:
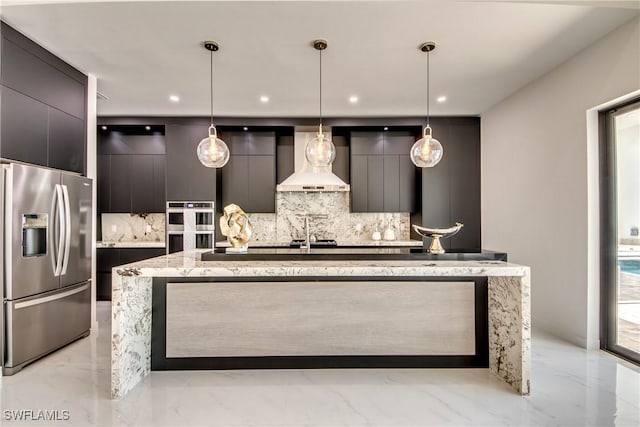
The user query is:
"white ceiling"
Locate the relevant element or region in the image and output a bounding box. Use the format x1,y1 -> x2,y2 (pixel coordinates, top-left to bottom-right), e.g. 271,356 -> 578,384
1,0 -> 638,117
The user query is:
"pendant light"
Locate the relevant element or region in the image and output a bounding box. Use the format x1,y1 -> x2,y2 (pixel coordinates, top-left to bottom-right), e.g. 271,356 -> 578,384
410,42 -> 443,168
196,41 -> 230,168
305,39 -> 336,169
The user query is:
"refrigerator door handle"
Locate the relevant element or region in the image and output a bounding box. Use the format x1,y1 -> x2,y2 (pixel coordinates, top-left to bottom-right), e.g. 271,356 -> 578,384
53,184 -> 66,277
60,184 -> 71,275
49,182 -> 58,274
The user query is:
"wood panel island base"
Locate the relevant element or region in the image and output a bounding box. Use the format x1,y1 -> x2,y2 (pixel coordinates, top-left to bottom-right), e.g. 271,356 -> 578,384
111,251 -> 530,399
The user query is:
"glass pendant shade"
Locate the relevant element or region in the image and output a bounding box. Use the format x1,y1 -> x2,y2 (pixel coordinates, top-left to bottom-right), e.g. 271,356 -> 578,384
197,125 -> 230,168
410,125 -> 443,167
305,126 -> 336,168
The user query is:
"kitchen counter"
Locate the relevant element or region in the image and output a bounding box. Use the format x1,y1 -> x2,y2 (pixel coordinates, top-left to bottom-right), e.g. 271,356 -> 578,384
202,247 -> 507,262
97,241 -> 166,248
111,250 -> 530,400
215,239 -> 424,247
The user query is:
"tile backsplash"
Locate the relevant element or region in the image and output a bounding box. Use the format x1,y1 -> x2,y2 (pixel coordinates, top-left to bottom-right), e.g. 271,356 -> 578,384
239,192 -> 410,242
101,213 -> 165,242
101,197 -> 409,244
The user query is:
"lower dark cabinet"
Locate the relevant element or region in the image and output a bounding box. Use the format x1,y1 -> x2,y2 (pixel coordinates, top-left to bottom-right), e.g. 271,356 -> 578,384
96,247 -> 165,301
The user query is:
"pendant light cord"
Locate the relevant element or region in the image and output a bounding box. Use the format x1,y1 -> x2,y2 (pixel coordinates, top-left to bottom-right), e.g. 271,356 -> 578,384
319,48 -> 323,127
210,49 -> 214,127
426,48 -> 430,127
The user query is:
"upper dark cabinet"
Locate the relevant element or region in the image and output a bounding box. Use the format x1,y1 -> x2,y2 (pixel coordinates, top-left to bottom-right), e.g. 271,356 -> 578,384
0,22 -> 87,174
0,86 -> 48,166
97,128 -> 166,213
351,132 -> 384,155
48,108 -> 85,174
165,124 -> 217,202
218,130 -> 276,213
350,130 -> 418,213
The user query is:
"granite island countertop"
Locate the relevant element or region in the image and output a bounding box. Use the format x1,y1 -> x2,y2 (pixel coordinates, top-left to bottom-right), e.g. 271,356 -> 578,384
111,250 -> 530,400
215,239 -> 424,248
113,249 -> 522,277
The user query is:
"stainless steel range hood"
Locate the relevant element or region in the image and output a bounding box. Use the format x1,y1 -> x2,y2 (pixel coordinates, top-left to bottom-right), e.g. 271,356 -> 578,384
276,128 -> 350,192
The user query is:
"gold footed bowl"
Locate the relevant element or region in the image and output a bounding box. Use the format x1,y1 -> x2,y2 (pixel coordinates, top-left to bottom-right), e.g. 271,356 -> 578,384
412,222 -> 464,254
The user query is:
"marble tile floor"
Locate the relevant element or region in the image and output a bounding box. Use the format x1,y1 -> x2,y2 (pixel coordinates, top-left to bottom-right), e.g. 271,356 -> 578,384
1,302 -> 639,427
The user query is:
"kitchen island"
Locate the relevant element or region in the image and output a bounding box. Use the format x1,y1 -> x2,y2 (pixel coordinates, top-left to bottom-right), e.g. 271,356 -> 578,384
111,250 -> 530,399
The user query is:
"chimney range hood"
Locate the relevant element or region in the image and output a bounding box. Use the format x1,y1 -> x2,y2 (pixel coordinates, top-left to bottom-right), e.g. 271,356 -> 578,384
276,129 -> 350,192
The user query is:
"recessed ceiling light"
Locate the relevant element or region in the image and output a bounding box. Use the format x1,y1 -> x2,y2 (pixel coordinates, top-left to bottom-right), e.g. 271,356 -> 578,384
260,95 -> 270,103
145,126 -> 151,131
437,96 -> 447,103
383,127 -> 389,131
243,127 -> 248,131
169,95 -> 180,102
101,125 -> 107,131
349,95 -> 359,104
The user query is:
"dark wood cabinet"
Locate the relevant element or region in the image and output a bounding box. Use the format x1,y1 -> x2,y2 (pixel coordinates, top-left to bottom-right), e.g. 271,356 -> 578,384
276,134 -> 295,184
350,131 -> 418,213
248,156 -> 276,212
152,155 -> 167,212
96,247 -> 166,300
97,129 -> 166,213
97,154 -> 111,213
219,130 -> 276,213
109,155 -> 133,212
0,22 -> 87,174
421,118 -> 481,251
0,86 -> 48,166
221,155 -> 249,208
366,155 -> 385,212
130,155 -> 155,213
0,31 -> 85,119
165,124 -> 217,201
48,108 -> 86,174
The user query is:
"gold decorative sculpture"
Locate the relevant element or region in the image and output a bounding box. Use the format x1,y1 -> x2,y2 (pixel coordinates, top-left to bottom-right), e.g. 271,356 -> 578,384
219,204 -> 253,252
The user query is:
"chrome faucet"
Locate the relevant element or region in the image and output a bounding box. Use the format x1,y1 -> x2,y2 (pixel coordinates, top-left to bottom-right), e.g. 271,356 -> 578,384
297,213 -> 328,253
302,216 -> 311,253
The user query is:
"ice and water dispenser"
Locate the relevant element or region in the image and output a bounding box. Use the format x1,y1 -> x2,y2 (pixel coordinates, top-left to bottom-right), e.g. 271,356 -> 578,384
22,214 -> 48,257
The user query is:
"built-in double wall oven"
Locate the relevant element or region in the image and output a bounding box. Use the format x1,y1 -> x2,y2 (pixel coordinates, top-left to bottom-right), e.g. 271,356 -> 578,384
166,201 -> 215,254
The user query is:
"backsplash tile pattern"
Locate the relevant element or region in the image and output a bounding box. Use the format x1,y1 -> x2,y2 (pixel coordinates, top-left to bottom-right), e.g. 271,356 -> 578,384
101,213 -> 165,242
273,192 -> 410,242
101,200 -> 409,245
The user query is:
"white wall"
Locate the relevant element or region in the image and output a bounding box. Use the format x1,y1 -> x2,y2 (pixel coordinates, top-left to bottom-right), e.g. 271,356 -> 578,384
481,16 -> 640,348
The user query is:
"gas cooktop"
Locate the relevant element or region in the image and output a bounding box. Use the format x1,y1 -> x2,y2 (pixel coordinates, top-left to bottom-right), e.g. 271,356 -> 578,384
289,239 -> 338,248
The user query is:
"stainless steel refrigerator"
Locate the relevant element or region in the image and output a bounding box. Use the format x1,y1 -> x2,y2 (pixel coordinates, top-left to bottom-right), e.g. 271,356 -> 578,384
1,162 -> 92,375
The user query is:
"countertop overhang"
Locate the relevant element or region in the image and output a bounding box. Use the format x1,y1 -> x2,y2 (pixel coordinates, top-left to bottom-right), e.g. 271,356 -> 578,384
215,239 -> 424,248
112,250 -> 525,278
201,247 -> 507,262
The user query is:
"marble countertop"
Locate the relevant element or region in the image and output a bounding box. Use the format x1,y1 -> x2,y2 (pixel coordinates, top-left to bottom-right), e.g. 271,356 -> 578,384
113,249 -> 528,278
97,241 -> 166,249
215,239 -> 424,248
